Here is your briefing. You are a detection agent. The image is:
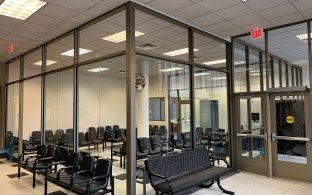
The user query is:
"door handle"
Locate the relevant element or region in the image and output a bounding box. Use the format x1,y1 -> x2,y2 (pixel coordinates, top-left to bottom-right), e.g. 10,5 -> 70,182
272,132 -> 311,142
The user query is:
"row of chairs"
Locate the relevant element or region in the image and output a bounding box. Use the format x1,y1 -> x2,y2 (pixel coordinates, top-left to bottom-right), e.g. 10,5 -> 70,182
17,144 -> 114,194
149,125 -> 167,140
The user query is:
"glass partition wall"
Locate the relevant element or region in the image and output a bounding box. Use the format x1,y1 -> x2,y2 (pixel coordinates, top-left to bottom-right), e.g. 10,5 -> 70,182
3,2 -> 230,194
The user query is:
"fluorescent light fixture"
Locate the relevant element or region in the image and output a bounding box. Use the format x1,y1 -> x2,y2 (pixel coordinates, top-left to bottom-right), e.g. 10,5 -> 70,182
159,67 -> 184,72
118,70 -> 126,74
296,33 -> 312,42
61,48 -> 92,57
0,0 -> 46,20
194,72 -> 211,76
234,61 -> 245,65
102,30 -> 145,43
212,77 -> 227,80
163,48 -> 198,57
34,60 -> 57,66
251,73 -> 266,76
87,67 -> 109,73
203,59 -> 226,66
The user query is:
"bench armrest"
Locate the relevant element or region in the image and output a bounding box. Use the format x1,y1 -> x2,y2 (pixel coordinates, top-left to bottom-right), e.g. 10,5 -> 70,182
57,166 -> 78,180
87,173 -> 114,189
148,171 -> 172,192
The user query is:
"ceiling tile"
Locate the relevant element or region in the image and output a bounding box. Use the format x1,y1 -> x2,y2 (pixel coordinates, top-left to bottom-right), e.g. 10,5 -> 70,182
170,4 -> 208,20
57,22 -> 78,30
215,4 -> 254,20
190,13 -> 224,27
19,22 -> 52,34
242,20 -> 273,31
27,14 -> 65,28
230,13 -> 265,26
11,29 -> 42,40
198,0 -> 241,12
270,13 -> 304,26
52,0 -> 97,12
219,28 -> 247,37
4,34 -> 32,44
46,28 -> 67,37
70,13 -> 91,24
206,21 -> 237,33
292,0 -> 312,11
0,25 -> 14,35
100,0 -> 127,7
83,2 -> 110,17
0,15 -> 24,28
258,3 -> 298,19
39,4 -> 79,20
245,0 -> 289,11
301,8 -> 312,19
147,0 -> 192,13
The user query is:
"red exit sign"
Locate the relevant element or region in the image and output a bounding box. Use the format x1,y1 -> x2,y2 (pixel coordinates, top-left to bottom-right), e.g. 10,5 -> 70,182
251,28 -> 263,40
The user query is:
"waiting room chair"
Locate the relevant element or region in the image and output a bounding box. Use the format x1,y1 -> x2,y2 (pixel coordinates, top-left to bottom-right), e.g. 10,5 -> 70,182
45,130 -> 54,144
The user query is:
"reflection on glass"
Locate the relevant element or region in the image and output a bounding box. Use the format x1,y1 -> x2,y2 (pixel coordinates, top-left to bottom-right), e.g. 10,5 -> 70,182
275,96 -> 307,164
149,98 -> 165,121
249,49 -> 261,91
80,11 -> 126,63
24,48 -> 42,78
233,42 -> 246,92
194,67 -> 229,167
8,58 -> 20,83
7,83 -> 20,157
23,78 -> 42,142
45,69 -> 73,149
46,33 -> 74,72
281,62 -> 286,87
274,59 -> 280,88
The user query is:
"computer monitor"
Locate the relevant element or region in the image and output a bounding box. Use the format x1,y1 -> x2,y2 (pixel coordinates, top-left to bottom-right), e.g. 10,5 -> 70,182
251,113 -> 260,121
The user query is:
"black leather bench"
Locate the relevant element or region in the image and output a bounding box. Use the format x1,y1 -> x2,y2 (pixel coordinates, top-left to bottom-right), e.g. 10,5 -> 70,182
145,147 -> 234,195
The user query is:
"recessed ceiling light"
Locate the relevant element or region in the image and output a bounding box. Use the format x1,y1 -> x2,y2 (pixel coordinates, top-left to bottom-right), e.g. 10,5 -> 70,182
251,73 -> 266,76
33,60 -> 57,66
194,72 -> 211,76
212,77 -> 227,80
163,48 -> 199,57
296,33 -> 312,43
0,0 -> 46,20
203,59 -> 226,66
159,67 -> 184,72
87,67 -> 109,73
102,30 -> 145,43
61,48 -> 92,57
118,70 -> 126,74
241,0 -> 248,2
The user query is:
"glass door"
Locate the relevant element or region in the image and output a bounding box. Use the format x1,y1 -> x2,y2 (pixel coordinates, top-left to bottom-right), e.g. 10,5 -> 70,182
270,92 -> 312,182
234,94 -> 268,175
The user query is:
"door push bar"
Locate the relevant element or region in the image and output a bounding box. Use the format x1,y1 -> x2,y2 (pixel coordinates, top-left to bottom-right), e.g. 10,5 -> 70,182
236,133 -> 268,141
271,133 -> 311,142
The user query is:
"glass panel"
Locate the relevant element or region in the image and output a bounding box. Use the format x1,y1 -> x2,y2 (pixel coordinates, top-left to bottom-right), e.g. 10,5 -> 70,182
281,62 -> 286,87
194,68 -> 229,167
149,97 -> 165,121
135,10 -> 189,63
6,83 -> 20,157
268,57 -> 273,88
249,49 -> 261,91
233,42 -> 246,92
194,32 -> 227,69
288,65 -> 293,86
275,96 -> 307,164
79,11 -> 126,62
46,33 -> 74,72
250,98 -> 264,158
240,99 -> 248,156
45,70 -> 73,149
274,58 -> 280,88
8,58 -> 20,83
24,48 -> 42,78
23,78 -> 42,143
268,23 -> 308,88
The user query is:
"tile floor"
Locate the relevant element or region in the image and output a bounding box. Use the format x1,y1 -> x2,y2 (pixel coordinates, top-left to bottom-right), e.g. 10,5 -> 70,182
1,146 -> 312,195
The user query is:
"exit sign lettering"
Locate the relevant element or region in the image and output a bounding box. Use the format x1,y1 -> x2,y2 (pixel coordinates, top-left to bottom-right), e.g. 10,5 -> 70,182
251,28 -> 263,40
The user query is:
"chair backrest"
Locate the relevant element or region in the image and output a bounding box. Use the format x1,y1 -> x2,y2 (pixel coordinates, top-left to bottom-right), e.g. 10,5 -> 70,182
182,132 -> 191,141
45,130 -> 54,142
116,129 -> 125,140
79,132 -> 86,142
65,133 -> 74,145
170,133 -> 183,141
32,131 -> 41,142
205,128 -> 213,136
150,135 -> 162,149
113,125 -> 119,130
158,127 -> 167,137
93,159 -> 112,187
58,146 -> 70,162
85,131 -> 97,141
45,146 -> 56,158
105,126 -> 112,130
97,126 -> 105,137
196,127 -> 204,137
88,127 -> 96,132
6,136 -> 14,150
139,137 -> 151,150
217,129 -> 225,133
37,145 -> 47,156
106,129 -> 116,140
55,129 -> 64,141
67,152 -> 80,167
79,155 -> 95,171
66,128 -> 74,134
